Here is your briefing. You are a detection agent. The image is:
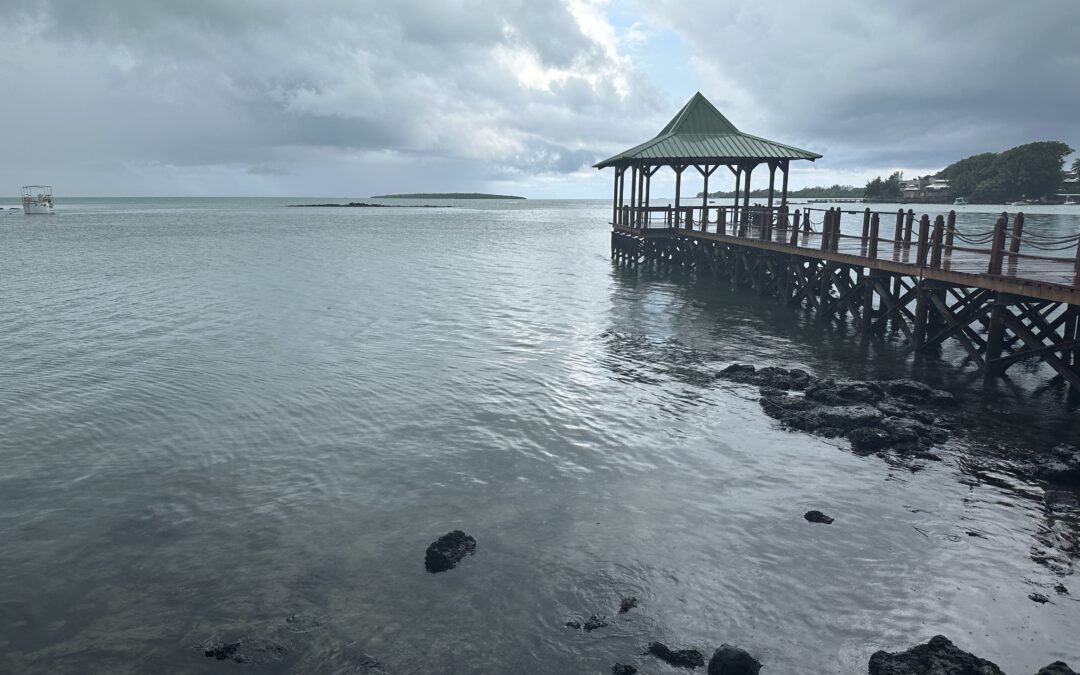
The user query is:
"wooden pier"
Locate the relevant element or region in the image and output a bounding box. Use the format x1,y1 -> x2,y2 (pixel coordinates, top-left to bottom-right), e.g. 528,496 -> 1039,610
610,204 -> 1080,389
596,93 -> 1080,389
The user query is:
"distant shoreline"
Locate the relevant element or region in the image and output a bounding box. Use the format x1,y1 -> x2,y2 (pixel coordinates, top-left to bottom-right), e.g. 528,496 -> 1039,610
370,192 -> 526,200
287,202 -> 448,208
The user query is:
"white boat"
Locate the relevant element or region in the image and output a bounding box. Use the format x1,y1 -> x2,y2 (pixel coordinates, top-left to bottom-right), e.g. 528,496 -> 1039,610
21,185 -> 54,214
1065,198 -> 1078,206
1010,200 -> 1027,206
953,197 -> 968,205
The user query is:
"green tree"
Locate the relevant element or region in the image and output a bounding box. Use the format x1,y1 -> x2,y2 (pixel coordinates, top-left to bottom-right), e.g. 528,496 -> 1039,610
864,171 -> 903,201
942,142 -> 1073,202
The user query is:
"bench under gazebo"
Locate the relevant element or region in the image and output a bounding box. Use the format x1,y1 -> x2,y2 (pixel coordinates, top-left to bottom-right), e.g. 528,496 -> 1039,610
595,92 -> 821,231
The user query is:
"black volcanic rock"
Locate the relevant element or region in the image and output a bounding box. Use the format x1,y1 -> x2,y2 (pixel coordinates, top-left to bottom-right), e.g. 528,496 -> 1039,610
1038,662 -> 1077,675
647,641 -> 705,668
424,530 -> 477,573
868,635 -> 1004,674
804,510 -> 834,524
708,644 -> 761,675
619,596 -> 639,614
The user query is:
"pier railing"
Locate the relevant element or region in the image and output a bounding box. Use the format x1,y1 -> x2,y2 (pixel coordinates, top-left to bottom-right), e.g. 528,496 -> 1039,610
615,205 -> 1080,289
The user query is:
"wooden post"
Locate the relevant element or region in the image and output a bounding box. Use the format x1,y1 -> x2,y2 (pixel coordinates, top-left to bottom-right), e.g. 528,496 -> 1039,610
1008,212 -> 1025,256
821,208 -> 833,251
701,165 -> 710,233
644,167 -> 655,226
611,167 -> 620,225
916,214 -> 931,266
945,210 -> 956,256
742,164 -> 755,226
767,162 -> 776,210
628,165 -> 638,227
791,209 -> 801,247
985,294 -> 1006,373
616,167 -> 625,226
637,165 -> 646,226
912,281 -> 928,349
718,207 -> 727,236
1072,234 -> 1080,287
868,213 -> 880,258
861,207 -> 871,247
732,166 -> 741,226
893,209 -> 904,257
777,205 -> 788,242
903,209 -> 915,249
780,159 -> 790,207
674,165 -> 684,228
930,215 -> 945,268
832,209 -> 841,252
988,213 -> 1008,275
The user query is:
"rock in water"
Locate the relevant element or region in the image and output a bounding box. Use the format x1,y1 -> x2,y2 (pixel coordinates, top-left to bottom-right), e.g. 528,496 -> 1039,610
804,510 -> 834,524
424,530 -> 477,573
708,644 -> 761,675
868,635 -> 1004,674
583,614 -> 608,631
612,664 -> 638,675
647,641 -> 706,668
619,596 -> 639,614
1038,662 -> 1077,675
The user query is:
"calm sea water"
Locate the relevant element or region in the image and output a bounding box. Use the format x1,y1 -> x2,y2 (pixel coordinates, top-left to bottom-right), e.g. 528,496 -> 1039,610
1,198 -> 1078,673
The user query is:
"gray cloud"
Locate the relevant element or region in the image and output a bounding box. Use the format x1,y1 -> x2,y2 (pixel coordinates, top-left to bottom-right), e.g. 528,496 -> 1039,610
0,1 -> 1074,196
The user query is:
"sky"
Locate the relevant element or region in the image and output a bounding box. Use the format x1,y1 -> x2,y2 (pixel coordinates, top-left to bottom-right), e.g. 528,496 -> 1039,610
1,0 -> 1078,198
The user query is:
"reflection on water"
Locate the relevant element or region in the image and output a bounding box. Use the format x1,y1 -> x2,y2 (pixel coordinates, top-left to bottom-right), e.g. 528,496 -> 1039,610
0,198 -> 1078,673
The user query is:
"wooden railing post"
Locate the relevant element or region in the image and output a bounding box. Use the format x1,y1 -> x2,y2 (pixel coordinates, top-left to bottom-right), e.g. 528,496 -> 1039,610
1072,234 -> 1080,287
930,215 -> 945,268
821,208 -> 833,251
988,213 -> 1008,275
861,207 -> 871,247
893,209 -> 904,257
868,213 -> 880,259
945,210 -> 956,256
916,214 -> 931,266
903,209 -> 915,249
718,207 -> 727,235
803,209 -> 812,234
791,209 -> 801,247
1009,212 -> 1025,257
833,209 -> 842,252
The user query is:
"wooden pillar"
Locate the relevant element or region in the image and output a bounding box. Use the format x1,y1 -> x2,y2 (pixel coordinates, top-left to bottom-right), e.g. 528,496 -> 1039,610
892,209 -> 904,258
821,208 -> 833,251
732,166 -> 742,226
1008,212 -> 1025,257
611,167 -> 620,225
701,165 -> 710,231
767,162 -> 777,210
616,167 -> 625,226
903,209 -> 915,249
861,208 -> 871,247
945,210 -> 956,257
930,215 -> 945,268
868,213 -> 880,259
791,209 -> 802,247
674,165 -> 685,228
988,213 -> 1008,275
637,165 -> 646,226
742,163 -> 755,226
780,160 -> 790,207
644,167 -> 653,227
629,164 -> 638,228
985,294 -> 1007,374
916,214 -> 931,266
912,281 -> 929,349
1071,234 -> 1080,287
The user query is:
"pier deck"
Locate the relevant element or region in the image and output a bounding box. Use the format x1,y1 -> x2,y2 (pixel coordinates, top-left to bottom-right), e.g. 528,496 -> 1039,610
611,205 -> 1080,388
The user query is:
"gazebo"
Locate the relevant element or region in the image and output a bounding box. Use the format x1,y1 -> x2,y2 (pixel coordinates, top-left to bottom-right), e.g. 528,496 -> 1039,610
595,92 -> 821,229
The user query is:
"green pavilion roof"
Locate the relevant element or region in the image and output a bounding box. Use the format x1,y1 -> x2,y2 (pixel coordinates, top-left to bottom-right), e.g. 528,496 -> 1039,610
594,92 -> 821,168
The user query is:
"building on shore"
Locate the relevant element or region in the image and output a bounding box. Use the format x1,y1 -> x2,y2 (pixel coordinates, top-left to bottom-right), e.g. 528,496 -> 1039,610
902,177 -> 954,203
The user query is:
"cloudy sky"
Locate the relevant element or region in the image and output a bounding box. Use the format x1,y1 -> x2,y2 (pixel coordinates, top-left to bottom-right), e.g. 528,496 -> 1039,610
2,0 -> 1078,198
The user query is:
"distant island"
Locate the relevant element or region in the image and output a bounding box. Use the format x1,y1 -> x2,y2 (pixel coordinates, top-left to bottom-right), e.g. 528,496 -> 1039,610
370,192 -> 526,200
287,202 -> 448,208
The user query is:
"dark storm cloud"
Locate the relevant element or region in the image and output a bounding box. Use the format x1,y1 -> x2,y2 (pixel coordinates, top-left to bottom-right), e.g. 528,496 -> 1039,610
641,0 -> 1080,172
0,0 -> 665,194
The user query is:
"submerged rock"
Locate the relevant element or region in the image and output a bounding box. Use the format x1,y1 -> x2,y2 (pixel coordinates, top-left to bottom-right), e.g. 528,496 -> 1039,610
583,614 -> 609,631
868,635 -> 1004,674
1029,445 -> 1080,486
565,620 -> 582,630
619,597 -> 639,614
1038,662 -> 1078,675
647,641 -> 706,668
707,644 -> 761,675
612,664 -> 638,675
202,637 -> 287,664
804,510 -> 834,525
717,364 -> 813,390
424,530 -> 477,573
1030,592 -> 1051,604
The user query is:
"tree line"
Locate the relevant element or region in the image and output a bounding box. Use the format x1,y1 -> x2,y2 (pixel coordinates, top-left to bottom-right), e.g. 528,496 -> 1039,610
864,141 -> 1074,203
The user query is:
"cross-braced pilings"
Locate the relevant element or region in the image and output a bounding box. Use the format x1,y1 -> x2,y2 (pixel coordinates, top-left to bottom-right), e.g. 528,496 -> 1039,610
611,205 -> 1080,389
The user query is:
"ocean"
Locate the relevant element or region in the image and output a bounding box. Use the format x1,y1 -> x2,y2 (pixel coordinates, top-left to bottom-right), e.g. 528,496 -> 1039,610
1,197 -> 1078,673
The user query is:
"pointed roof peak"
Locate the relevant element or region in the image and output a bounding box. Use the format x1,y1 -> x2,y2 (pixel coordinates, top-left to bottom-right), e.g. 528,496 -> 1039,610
659,92 -> 740,136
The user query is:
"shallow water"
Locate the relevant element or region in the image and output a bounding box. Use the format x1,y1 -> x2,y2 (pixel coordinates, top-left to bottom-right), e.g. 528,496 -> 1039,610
1,198 -> 1078,673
